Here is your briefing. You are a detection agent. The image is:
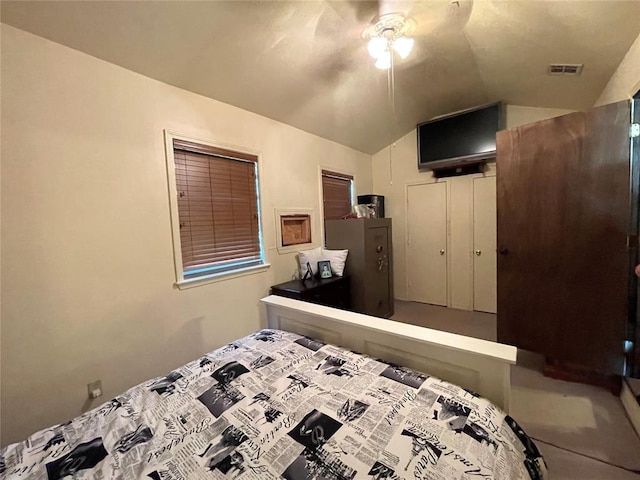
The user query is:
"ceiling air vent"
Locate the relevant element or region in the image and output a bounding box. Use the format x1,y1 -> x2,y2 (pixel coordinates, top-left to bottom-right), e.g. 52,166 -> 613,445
548,64 -> 584,76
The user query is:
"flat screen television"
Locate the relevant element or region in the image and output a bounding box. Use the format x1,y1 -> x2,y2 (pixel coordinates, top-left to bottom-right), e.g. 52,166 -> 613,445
417,102 -> 502,170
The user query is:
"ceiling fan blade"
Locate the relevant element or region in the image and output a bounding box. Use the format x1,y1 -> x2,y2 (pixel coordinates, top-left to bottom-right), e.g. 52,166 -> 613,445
409,0 -> 474,35
325,0 -> 380,24
377,0 -> 418,17
312,0 -> 381,44
305,2 -> 379,79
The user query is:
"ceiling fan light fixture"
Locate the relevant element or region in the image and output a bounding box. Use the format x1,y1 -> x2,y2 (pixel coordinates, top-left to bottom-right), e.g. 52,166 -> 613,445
392,37 -> 414,59
363,13 -> 416,67
375,50 -> 391,70
368,37 -> 388,59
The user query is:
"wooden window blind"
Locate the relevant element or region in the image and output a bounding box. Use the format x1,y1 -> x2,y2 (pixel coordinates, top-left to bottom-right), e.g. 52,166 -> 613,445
173,139 -> 262,279
322,170 -> 353,220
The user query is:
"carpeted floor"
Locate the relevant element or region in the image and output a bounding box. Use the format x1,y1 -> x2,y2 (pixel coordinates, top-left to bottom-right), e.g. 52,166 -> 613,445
391,300 -> 640,479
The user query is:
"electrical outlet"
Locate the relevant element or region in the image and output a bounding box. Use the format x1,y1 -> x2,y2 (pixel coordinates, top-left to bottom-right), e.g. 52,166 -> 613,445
87,380 -> 103,399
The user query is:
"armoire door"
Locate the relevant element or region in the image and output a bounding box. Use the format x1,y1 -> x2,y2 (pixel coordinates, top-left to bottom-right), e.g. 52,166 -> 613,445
407,182 -> 447,306
497,100 -> 632,375
473,176 -> 497,313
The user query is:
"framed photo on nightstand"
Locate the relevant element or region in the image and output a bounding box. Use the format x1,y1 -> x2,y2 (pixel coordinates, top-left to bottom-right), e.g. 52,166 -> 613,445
318,260 -> 332,279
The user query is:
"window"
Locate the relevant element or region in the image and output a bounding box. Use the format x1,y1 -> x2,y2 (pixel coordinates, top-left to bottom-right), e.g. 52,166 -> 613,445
165,133 -> 266,287
321,170 -> 354,220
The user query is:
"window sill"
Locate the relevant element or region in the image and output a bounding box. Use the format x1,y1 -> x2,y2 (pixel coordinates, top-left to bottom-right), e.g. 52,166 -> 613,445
175,263 -> 271,290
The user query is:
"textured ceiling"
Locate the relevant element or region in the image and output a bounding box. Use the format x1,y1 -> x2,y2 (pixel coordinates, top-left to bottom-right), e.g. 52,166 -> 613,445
2,1 -> 639,154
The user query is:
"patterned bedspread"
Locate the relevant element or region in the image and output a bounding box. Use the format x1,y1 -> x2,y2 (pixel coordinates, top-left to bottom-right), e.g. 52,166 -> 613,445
1,329 -> 546,479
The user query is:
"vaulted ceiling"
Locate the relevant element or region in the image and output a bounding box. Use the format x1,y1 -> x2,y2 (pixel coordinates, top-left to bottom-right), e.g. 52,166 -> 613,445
2,1 -> 639,154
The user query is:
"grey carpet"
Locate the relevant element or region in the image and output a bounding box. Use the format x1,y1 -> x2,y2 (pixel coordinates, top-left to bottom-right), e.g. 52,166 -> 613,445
537,442 -> 640,480
511,360 -> 640,471
391,300 -> 640,476
392,300 -> 497,341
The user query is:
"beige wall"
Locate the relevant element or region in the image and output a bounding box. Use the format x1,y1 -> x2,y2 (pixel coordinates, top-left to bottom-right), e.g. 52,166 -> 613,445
502,105 -> 580,131
372,105 -> 574,306
0,25 -> 372,445
596,31 -> 640,106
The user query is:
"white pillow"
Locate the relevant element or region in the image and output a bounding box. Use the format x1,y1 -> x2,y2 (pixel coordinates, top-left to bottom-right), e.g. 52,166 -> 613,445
298,247 -> 323,277
321,248 -> 348,277
298,247 -> 349,277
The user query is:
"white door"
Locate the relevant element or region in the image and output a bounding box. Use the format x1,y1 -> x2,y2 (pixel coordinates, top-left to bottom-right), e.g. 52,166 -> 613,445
407,182 -> 448,306
473,176 -> 497,313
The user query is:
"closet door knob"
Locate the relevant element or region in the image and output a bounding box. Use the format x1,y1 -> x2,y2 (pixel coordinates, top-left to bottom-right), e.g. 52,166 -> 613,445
439,249 -> 445,255
475,250 -> 482,256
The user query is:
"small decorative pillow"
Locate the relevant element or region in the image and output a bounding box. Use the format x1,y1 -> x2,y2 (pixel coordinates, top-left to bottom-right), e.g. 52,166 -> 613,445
321,248 -> 348,276
298,247 -> 323,277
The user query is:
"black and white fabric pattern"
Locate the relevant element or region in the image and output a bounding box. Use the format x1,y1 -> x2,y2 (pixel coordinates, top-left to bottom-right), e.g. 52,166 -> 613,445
0,329 -> 547,479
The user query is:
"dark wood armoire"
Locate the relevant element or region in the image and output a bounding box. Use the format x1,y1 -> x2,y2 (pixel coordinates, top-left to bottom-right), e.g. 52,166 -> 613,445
497,99 -> 640,378
325,218 -> 394,318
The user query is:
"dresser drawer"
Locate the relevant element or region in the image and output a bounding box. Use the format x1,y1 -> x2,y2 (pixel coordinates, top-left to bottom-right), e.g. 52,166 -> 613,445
271,276 -> 351,310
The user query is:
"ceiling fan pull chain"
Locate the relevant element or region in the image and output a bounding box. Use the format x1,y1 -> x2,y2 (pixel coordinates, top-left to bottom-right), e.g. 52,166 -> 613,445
388,51 -> 396,185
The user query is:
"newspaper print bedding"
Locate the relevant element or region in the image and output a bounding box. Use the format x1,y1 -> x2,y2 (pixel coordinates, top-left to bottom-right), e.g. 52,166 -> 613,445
0,329 -> 547,480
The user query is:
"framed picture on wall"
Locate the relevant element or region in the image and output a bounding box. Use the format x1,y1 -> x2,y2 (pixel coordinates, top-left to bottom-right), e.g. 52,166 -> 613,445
318,260 -> 332,279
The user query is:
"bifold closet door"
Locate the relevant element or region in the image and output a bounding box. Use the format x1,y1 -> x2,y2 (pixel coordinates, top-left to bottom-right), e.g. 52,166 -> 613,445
473,176 -> 497,313
407,182 -> 447,306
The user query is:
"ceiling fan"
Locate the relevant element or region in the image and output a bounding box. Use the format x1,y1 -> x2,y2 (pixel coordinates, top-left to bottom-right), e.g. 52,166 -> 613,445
314,0 -> 475,70
362,12 -> 416,69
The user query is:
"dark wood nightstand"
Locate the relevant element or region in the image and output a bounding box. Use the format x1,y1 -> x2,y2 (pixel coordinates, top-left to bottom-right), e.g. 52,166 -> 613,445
270,276 -> 351,310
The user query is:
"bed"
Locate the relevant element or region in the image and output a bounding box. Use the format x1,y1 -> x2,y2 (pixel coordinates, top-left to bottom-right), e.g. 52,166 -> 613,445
0,296 -> 546,479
